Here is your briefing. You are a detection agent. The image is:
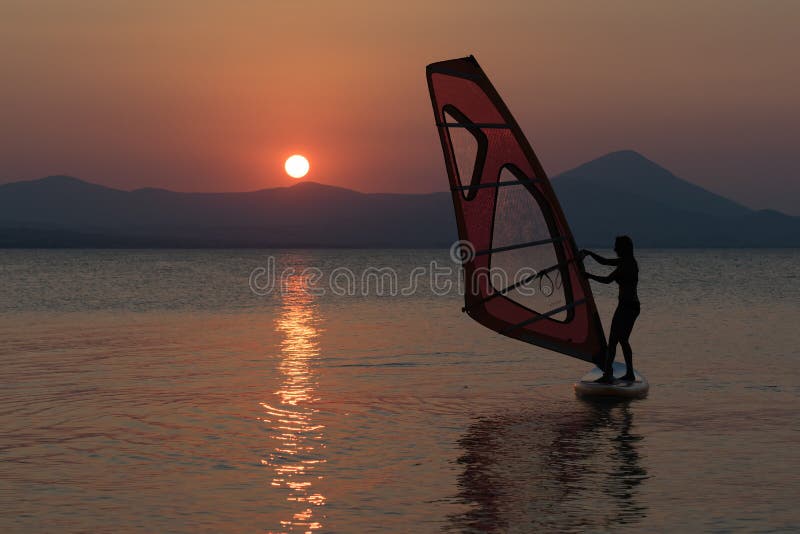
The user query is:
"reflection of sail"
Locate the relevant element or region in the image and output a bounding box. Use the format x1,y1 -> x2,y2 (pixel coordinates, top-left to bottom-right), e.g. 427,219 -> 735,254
447,400 -> 648,532
261,275 -> 326,532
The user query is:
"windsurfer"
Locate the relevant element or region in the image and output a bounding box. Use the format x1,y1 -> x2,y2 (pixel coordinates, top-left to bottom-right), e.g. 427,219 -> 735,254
581,236 -> 640,383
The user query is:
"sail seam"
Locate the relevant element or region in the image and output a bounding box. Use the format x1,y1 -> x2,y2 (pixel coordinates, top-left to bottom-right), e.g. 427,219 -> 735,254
501,299 -> 586,334
475,236 -> 565,257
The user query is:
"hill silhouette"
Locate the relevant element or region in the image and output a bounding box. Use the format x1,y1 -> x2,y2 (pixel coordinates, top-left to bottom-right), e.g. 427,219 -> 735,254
551,151 -> 800,247
553,150 -> 748,217
0,151 -> 797,247
0,176 -> 454,247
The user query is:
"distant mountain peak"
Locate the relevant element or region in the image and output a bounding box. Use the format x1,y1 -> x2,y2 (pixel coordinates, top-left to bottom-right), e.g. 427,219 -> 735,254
34,175 -> 87,185
0,174 -> 120,194
553,149 -> 750,218
289,180 -> 344,189
285,180 -> 360,194
600,149 -> 647,160
573,150 -> 664,172
289,180 -> 329,189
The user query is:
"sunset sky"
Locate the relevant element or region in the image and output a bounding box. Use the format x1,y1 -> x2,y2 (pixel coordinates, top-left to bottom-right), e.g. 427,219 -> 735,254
1,1 -> 798,213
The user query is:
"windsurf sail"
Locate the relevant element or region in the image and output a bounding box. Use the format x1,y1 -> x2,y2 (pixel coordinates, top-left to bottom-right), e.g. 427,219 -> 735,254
427,56 -> 606,364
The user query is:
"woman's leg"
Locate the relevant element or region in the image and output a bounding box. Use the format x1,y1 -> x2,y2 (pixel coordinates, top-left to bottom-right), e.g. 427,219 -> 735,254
606,333 -> 618,375
618,306 -> 640,380
620,340 -> 633,379
599,307 -> 623,381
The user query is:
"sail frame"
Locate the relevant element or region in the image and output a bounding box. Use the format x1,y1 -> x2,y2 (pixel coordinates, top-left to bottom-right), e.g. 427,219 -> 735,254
427,55 -> 607,364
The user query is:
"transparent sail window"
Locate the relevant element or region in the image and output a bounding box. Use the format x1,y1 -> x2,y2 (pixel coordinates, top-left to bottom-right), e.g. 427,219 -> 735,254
489,167 -> 569,319
443,107 -> 486,200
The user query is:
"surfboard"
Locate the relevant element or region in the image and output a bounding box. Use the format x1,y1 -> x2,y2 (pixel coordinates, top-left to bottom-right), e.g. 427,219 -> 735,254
574,361 -> 649,399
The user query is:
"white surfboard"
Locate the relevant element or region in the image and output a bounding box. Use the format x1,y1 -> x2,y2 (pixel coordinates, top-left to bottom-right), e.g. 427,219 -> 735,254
574,361 -> 649,399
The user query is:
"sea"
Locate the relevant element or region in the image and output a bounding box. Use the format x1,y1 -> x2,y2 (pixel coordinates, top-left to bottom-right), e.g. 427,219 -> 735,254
1,249 -> 798,533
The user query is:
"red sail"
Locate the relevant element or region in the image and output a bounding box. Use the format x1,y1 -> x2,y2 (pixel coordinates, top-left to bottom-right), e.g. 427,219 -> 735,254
427,56 -> 606,364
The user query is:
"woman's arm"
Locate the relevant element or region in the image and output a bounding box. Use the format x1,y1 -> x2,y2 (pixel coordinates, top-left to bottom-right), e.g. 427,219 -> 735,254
581,249 -> 621,266
586,267 -> 620,285
586,272 -> 614,284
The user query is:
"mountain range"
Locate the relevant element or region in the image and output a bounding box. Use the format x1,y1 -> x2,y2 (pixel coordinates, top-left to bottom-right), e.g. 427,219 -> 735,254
0,150 -> 797,248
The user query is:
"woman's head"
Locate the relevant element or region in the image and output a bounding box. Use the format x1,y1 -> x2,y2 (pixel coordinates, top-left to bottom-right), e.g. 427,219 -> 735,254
614,235 -> 634,258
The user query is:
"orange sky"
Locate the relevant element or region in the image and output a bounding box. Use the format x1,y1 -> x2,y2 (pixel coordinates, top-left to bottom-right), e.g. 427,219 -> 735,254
1,1 -> 798,213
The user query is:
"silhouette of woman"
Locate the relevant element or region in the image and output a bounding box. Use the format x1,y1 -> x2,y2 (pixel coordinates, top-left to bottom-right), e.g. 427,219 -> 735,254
581,236 -> 640,383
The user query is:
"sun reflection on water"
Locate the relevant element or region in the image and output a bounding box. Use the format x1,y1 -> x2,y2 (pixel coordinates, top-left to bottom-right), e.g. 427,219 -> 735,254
261,275 -> 326,533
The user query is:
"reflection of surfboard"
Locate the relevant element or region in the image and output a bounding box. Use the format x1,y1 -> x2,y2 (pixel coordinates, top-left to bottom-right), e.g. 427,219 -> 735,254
574,362 -> 649,399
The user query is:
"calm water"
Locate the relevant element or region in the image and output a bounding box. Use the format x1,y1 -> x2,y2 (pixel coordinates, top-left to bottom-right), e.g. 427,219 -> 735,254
1,249 -> 798,533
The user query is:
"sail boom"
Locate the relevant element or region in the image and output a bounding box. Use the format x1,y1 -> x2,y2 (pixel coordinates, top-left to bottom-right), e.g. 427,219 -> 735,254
462,258 -> 577,312
501,299 -> 587,335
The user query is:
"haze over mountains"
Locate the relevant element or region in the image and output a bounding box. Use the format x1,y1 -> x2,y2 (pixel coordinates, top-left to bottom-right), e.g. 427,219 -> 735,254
1,151 -> 797,248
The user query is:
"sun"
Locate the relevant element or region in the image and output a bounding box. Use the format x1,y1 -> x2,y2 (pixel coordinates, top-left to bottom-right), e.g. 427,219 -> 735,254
285,155 -> 310,179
